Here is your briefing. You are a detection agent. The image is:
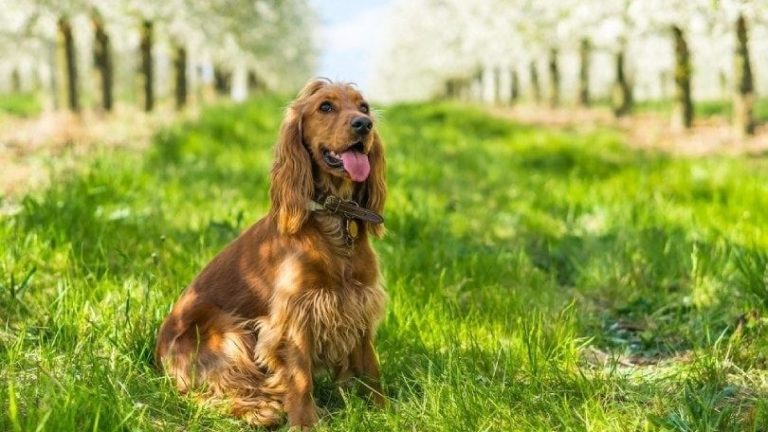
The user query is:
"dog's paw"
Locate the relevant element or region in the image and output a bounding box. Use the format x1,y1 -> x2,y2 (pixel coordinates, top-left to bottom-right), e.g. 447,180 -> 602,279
288,406 -> 319,430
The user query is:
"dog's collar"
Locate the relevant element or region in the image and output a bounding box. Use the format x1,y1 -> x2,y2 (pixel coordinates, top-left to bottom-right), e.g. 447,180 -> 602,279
307,193 -> 384,225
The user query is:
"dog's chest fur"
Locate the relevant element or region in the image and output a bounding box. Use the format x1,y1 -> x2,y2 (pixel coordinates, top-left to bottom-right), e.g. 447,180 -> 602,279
257,236 -> 386,370
301,281 -> 386,367
303,217 -> 386,366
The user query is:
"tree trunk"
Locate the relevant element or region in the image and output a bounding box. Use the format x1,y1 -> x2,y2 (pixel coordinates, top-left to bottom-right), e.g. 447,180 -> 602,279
174,44 -> 187,109
733,13 -> 754,136
529,61 -> 541,103
213,66 -> 231,96
510,68 -> 519,103
671,25 -> 693,129
58,17 -> 79,112
92,14 -> 113,111
11,68 -> 21,93
140,20 -> 154,112
247,70 -> 265,94
547,48 -> 560,107
612,46 -> 632,117
578,38 -> 591,107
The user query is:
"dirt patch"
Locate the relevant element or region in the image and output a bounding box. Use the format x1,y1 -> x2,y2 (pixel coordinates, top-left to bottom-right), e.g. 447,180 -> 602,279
489,104 -> 768,157
580,345 -> 695,369
0,106 -> 198,199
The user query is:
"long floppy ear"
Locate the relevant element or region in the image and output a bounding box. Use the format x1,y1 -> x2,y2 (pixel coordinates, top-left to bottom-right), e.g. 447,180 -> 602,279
363,130 -> 387,237
269,106 -> 313,235
269,79 -> 330,234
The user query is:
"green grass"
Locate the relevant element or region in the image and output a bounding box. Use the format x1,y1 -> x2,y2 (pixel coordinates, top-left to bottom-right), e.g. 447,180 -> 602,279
0,92 -> 42,118
635,98 -> 768,122
3,94 -> 768,431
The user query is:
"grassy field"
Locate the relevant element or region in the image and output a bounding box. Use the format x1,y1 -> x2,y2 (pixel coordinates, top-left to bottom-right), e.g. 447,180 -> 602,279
0,93 -> 42,118
2,95 -> 768,431
634,98 -> 768,123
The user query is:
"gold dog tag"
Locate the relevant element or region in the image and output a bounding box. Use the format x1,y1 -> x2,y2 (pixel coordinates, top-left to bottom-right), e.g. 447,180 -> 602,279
347,219 -> 359,239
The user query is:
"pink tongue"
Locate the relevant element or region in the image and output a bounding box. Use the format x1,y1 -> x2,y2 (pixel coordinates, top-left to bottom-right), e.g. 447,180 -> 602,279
340,151 -> 371,182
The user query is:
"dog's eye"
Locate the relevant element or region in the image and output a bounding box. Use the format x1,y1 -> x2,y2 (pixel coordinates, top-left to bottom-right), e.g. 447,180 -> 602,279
319,102 -> 334,113
360,103 -> 369,114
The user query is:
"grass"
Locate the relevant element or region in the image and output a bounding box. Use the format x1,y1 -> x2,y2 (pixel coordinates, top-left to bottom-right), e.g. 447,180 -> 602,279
635,98 -> 768,122
3,94 -> 768,431
0,92 -> 42,118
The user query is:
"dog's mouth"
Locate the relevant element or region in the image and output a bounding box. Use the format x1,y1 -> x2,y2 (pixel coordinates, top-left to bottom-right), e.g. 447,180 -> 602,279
322,149 -> 345,168
322,142 -> 370,182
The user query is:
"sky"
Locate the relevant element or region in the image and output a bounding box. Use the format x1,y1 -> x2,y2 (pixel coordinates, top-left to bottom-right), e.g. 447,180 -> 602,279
310,0 -> 391,90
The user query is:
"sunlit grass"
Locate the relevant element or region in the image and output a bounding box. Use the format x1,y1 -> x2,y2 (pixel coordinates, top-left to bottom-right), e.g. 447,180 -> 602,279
635,98 -> 768,122
0,92 -> 42,118
2,96 -> 768,431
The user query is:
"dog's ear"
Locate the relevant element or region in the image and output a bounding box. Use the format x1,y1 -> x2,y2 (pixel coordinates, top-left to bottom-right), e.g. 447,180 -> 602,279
269,79 -> 329,235
269,106 -> 313,235
363,130 -> 387,237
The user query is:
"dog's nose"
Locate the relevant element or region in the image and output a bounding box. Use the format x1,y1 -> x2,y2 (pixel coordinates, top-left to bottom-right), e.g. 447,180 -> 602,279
351,116 -> 373,135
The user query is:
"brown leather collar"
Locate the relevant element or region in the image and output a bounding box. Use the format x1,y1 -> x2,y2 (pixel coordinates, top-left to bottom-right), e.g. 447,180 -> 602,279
309,192 -> 384,225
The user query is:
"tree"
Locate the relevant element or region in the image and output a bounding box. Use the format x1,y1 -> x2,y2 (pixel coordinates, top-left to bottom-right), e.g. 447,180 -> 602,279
214,66 -> 231,96
633,0 -> 703,129
11,68 -> 21,93
516,0 -> 571,108
547,48 -> 560,107
4,0 -> 91,112
582,0 -> 637,117
714,0 -> 767,136
733,13 -> 754,136
57,16 -> 79,112
612,41 -> 633,117
671,24 -> 693,129
554,0 -> 615,108
373,0 -> 764,123
92,11 -> 113,111
139,20 -> 153,111
370,0 -> 521,102
510,68 -> 519,103
578,38 -> 591,106
173,43 -> 187,109
688,0 -> 766,135
529,61 -> 541,103
182,0 -> 317,95
0,0 -> 317,114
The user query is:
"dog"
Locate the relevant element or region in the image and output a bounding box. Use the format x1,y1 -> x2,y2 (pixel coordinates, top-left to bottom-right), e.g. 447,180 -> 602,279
155,79 -> 387,428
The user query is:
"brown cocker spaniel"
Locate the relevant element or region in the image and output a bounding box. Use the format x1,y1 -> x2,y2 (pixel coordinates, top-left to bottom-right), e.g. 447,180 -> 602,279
155,79 -> 387,428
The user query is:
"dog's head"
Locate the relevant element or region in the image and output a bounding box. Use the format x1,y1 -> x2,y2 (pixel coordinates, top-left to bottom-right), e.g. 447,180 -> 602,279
270,79 -> 386,236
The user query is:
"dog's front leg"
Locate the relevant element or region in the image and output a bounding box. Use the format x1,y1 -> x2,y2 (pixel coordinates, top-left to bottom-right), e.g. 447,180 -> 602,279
349,330 -> 386,407
283,333 -> 319,429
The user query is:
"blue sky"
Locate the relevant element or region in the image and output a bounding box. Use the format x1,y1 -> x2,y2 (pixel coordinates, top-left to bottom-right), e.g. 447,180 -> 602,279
310,0 -> 391,89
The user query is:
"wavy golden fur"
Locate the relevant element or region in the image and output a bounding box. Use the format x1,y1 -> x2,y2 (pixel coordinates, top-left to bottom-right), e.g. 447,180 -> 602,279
155,79 -> 387,428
